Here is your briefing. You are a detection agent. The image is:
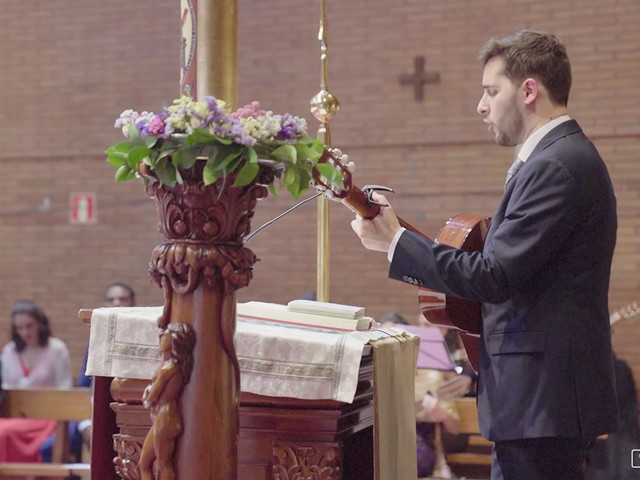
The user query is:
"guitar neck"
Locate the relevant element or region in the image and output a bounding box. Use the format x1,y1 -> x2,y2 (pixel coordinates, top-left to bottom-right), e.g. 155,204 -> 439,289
342,186 -> 430,239
314,148 -> 430,238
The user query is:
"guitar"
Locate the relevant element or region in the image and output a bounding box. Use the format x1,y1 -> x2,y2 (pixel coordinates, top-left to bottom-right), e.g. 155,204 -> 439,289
313,148 -> 491,371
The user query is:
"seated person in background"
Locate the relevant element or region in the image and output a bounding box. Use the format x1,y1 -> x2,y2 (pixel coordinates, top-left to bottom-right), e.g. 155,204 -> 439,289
381,311 -> 464,478
415,368 -> 461,479
585,308 -> 640,480
379,312 -> 409,328
416,312 -> 476,458
76,283 -> 136,451
41,282 -> 136,462
76,282 -> 136,388
0,300 -> 72,462
585,355 -> 639,480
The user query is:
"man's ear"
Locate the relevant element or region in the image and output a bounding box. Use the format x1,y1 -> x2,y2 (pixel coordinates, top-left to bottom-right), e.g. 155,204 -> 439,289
522,78 -> 538,105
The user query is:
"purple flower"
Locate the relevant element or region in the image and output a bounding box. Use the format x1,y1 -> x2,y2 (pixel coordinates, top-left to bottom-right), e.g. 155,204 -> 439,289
136,118 -> 150,136
277,114 -> 301,141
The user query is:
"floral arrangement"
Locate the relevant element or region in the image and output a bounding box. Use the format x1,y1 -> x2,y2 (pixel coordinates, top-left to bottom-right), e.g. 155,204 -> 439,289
106,95 -> 342,198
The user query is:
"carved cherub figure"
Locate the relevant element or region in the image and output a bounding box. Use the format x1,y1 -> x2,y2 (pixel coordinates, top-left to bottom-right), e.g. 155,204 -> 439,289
138,322 -> 195,480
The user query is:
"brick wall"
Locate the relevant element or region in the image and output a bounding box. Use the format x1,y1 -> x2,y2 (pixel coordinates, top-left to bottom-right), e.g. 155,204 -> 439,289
0,0 -> 639,393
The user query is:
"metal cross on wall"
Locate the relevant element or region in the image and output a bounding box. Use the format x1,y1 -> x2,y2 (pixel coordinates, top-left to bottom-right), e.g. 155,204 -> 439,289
398,55 -> 440,101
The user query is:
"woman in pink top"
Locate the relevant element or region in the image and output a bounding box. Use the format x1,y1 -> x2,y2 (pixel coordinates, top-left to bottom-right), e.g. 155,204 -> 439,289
0,300 -> 72,462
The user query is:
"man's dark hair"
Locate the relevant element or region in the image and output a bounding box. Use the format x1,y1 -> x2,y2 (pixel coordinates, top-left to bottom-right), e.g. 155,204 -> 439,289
478,30 -> 572,106
104,281 -> 136,302
11,300 -> 51,351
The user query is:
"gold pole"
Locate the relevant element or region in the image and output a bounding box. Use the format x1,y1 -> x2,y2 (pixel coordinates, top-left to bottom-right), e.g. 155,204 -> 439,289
310,0 -> 340,303
197,0 -> 238,108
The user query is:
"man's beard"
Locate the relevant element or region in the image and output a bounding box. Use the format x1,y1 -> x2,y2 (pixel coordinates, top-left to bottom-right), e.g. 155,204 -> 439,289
495,107 -> 524,147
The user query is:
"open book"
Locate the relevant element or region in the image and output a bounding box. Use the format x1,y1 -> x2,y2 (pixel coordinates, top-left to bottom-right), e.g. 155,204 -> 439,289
237,301 -> 372,331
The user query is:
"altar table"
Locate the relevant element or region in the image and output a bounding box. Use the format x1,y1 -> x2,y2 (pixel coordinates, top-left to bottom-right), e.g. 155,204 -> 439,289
82,307 -> 418,480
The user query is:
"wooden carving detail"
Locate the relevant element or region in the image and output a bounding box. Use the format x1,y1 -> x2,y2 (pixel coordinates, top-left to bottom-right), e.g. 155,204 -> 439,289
113,434 -> 143,480
135,161 -> 273,479
145,164 -> 267,329
150,242 -> 256,294
142,162 -> 273,242
150,242 -> 256,329
272,441 -> 342,480
138,323 -> 196,480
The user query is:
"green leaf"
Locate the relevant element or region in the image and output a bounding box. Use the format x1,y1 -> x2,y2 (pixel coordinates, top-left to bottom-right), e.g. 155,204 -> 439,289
156,148 -> 173,162
226,156 -> 243,174
233,161 -> 260,187
294,144 -> 315,162
115,165 -> 134,182
290,169 -> 312,198
213,135 -> 233,145
144,136 -> 159,148
203,165 -> 219,186
154,157 -> 177,186
105,141 -> 132,155
187,129 -> 215,145
106,153 -> 126,168
314,163 -> 341,182
298,169 -> 311,191
296,141 -> 324,163
128,124 -> 140,140
271,144 -> 297,164
289,181 -> 302,199
211,149 -> 242,173
246,146 -> 258,164
283,165 -> 298,187
173,148 -> 199,170
127,146 -> 151,169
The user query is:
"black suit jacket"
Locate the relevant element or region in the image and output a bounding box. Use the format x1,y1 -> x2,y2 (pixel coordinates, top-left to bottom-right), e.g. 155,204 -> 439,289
390,120 -> 619,441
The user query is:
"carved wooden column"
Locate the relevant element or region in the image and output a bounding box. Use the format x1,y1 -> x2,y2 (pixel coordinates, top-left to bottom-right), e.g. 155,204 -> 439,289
138,162 -> 273,480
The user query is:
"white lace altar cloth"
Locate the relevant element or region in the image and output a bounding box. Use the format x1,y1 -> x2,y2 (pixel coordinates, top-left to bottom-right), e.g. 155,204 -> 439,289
85,306 -> 396,403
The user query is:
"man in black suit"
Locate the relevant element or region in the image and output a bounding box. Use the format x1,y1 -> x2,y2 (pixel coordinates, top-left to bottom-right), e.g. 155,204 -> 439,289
351,30 -> 618,480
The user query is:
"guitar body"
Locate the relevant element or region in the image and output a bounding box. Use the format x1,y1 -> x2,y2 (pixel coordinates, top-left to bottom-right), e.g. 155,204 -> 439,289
417,214 -> 491,371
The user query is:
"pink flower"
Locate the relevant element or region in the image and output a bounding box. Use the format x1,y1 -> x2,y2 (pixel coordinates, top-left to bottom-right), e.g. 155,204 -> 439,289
230,101 -> 266,119
147,115 -> 166,136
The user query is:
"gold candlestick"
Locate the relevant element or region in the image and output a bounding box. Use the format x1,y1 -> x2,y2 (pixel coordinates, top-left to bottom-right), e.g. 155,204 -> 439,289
310,0 -> 340,302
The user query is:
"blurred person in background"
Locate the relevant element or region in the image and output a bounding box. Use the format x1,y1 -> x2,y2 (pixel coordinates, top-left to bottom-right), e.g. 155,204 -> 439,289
0,300 -> 72,462
75,282 -> 136,448
41,281 -> 136,462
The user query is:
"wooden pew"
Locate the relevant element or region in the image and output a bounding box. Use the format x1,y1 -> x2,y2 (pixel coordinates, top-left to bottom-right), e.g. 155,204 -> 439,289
445,397 -> 492,478
0,388 -> 92,479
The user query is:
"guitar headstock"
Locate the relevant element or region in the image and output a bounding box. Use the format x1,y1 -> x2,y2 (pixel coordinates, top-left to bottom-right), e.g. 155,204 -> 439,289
312,147 -> 354,200
610,301 -> 640,325
312,147 -> 382,220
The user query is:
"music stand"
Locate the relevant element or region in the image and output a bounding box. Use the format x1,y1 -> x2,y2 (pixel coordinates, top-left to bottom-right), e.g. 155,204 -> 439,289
399,324 -> 456,371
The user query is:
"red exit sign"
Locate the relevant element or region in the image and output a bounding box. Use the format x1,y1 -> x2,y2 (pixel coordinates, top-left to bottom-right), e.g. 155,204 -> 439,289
69,193 -> 97,224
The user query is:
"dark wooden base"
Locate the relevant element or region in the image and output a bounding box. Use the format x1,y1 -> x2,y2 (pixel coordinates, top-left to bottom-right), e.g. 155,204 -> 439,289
96,349 -> 375,480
